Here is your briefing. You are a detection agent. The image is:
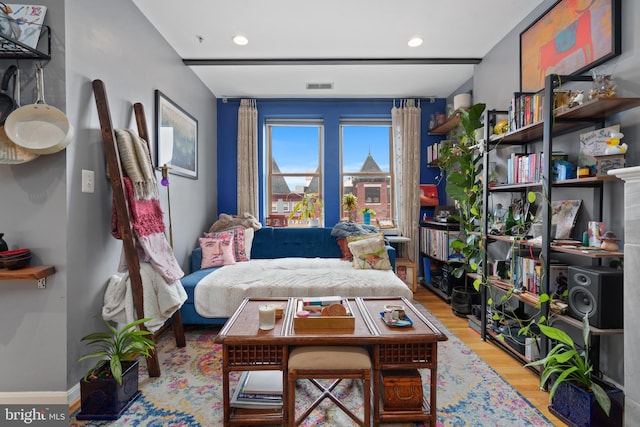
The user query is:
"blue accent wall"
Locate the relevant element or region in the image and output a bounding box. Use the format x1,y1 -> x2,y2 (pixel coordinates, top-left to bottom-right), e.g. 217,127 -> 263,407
217,98 -> 447,225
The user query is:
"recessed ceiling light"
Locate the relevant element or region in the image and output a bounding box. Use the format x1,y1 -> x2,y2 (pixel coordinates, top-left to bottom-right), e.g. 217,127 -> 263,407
408,36 -> 423,48
233,35 -> 249,46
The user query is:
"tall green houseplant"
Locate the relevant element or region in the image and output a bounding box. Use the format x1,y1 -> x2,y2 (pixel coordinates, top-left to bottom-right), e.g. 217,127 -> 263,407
438,103 -> 486,277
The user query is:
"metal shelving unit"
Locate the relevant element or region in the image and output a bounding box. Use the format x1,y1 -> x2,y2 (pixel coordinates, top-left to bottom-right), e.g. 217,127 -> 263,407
478,74 -> 638,366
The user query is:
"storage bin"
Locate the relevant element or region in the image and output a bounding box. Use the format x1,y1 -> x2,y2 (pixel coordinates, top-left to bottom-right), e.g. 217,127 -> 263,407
381,369 -> 423,410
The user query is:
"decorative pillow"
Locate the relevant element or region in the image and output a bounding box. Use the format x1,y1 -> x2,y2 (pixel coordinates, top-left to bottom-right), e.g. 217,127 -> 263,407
347,235 -> 392,270
336,238 -> 352,261
346,232 -> 384,244
205,226 -> 248,262
342,232 -> 384,262
199,236 -> 236,268
244,227 -> 255,260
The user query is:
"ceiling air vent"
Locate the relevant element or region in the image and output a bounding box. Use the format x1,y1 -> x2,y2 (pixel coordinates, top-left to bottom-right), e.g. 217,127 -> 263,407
306,82 -> 334,90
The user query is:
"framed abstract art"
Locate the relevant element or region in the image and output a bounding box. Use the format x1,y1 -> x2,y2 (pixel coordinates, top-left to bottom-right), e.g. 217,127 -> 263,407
520,0 -> 621,92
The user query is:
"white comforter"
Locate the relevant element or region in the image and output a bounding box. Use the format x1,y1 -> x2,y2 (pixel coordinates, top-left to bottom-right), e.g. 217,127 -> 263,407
194,257 -> 413,318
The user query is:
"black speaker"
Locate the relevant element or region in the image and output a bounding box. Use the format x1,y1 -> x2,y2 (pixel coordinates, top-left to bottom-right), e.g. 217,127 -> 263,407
567,266 -> 623,329
441,262 -> 464,297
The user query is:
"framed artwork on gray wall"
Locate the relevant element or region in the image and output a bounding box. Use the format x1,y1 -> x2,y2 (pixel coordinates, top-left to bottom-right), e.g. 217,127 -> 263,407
520,0 -> 621,92
155,90 -> 198,179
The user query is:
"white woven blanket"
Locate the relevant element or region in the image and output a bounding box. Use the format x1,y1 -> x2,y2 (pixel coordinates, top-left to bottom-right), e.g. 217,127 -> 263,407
194,257 -> 413,318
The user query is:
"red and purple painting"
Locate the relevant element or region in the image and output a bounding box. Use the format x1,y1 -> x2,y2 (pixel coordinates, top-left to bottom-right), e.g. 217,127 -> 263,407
520,0 -> 620,92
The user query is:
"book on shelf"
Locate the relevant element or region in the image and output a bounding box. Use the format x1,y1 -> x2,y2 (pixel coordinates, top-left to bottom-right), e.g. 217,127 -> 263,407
506,152 -> 542,184
230,371 -> 283,409
508,91 -> 544,131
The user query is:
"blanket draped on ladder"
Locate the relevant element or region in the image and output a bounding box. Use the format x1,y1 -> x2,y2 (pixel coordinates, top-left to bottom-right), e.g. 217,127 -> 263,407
104,129 -> 186,330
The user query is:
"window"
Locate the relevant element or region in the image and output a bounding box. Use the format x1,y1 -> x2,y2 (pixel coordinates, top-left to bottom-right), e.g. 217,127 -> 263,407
266,120 -> 323,227
340,121 -> 393,223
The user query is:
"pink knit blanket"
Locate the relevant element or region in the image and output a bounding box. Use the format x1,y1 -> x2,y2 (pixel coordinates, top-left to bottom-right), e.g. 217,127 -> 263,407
111,177 -> 165,238
111,177 -> 183,282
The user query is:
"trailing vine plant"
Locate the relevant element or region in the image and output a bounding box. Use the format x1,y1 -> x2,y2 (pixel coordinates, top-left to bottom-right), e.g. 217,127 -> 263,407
437,103 -> 556,343
437,103 -> 486,279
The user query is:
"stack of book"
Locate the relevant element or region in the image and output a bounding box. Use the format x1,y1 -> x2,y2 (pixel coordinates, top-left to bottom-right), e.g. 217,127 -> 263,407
230,370 -> 283,409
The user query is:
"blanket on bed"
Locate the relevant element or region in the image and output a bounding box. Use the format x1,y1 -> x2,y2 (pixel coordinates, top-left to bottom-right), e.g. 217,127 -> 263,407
194,257 -> 413,318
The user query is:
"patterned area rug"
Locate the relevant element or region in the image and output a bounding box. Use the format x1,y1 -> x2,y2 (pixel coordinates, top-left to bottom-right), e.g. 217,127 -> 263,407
70,302 -> 554,426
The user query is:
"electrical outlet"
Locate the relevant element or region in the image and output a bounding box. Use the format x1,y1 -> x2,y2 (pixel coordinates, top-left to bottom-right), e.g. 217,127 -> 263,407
82,169 -> 95,193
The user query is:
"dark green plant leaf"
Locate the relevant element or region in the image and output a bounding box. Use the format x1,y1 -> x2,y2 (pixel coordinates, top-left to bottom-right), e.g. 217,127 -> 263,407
539,323 -> 574,347
591,382 -> 612,416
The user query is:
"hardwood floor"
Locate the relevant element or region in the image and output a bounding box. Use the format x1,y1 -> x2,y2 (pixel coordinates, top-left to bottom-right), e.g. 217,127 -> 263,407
412,285 -> 562,426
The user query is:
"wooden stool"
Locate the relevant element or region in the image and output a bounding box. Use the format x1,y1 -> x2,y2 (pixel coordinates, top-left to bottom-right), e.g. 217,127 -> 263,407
287,346 -> 371,426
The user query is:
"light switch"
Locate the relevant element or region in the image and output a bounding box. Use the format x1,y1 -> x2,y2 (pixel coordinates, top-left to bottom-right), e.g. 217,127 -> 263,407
82,169 -> 95,193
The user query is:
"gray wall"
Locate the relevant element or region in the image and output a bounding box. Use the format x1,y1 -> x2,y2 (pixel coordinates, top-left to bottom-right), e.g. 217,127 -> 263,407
472,0 -> 640,386
0,0 -> 68,395
0,0 -> 217,399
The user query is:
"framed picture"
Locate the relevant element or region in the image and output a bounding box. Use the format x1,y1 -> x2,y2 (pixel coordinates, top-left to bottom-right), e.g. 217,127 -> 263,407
155,90 -> 198,179
396,259 -> 417,292
520,0 -> 621,92
551,199 -> 582,239
377,219 -> 395,229
420,184 -> 439,206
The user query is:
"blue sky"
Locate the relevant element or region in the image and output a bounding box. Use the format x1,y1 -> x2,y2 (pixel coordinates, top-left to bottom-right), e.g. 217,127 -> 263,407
272,124 -> 391,190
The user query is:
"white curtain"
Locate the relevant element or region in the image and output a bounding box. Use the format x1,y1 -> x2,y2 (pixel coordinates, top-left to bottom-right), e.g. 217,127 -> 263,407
237,99 -> 258,215
392,99 -> 421,262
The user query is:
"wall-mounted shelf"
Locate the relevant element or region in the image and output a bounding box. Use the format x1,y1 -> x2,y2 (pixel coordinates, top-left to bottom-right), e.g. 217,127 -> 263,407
0,266 -> 55,288
0,25 -> 51,60
428,114 -> 460,135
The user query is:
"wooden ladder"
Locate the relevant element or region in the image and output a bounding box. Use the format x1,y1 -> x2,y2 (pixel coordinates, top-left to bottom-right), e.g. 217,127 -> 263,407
92,79 -> 186,377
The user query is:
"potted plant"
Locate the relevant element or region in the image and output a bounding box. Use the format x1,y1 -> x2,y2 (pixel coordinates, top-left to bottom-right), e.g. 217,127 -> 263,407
287,192 -> 323,227
525,314 -> 623,426
341,193 -> 358,222
359,207 -> 376,225
436,104 -> 486,315
437,103 -> 486,275
76,317 -> 155,420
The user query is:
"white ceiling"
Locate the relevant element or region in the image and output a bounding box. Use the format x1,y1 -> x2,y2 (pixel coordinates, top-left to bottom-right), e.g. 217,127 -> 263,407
132,0 -> 544,99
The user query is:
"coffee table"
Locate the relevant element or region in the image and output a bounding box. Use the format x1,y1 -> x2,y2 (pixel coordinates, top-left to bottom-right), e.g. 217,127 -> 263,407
215,296 -> 447,426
